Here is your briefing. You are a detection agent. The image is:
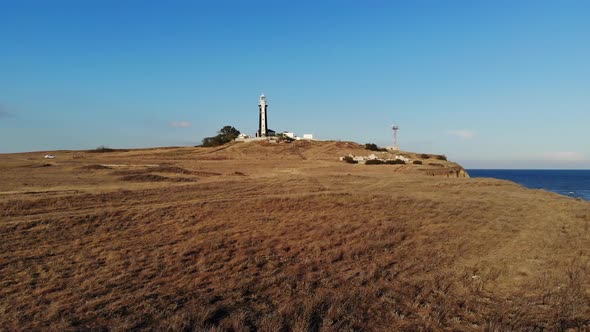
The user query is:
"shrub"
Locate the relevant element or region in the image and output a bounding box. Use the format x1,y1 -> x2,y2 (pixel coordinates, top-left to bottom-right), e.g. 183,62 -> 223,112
413,160 -> 423,165
88,146 -> 128,153
277,133 -> 294,143
436,155 -> 448,161
420,154 -> 430,159
365,159 -> 385,165
365,143 -> 385,152
96,146 -> 115,152
385,159 -> 406,165
202,126 -> 241,147
80,165 -> 112,170
343,156 -> 358,164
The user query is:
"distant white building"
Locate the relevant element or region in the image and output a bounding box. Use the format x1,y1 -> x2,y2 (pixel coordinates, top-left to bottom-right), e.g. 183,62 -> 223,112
235,94 -> 319,143
395,155 -> 410,162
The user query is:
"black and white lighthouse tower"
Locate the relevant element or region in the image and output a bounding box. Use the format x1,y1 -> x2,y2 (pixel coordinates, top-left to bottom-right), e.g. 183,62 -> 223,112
257,94 -> 268,137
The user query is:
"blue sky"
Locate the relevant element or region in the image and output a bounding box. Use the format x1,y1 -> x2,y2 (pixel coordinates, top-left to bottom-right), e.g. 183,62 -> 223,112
0,0 -> 588,168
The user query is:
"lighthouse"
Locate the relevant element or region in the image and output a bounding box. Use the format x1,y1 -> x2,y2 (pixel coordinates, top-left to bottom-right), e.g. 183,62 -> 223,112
257,94 -> 268,137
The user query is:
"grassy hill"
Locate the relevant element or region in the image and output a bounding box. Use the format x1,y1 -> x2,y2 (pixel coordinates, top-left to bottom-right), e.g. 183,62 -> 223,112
1,141 -> 589,330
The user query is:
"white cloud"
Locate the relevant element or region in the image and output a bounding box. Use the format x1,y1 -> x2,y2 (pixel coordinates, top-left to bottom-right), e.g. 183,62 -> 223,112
169,121 -> 191,128
541,151 -> 586,161
447,130 -> 475,139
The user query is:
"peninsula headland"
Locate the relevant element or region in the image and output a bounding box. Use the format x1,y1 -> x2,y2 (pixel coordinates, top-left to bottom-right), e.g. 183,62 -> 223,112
1,140 -> 589,330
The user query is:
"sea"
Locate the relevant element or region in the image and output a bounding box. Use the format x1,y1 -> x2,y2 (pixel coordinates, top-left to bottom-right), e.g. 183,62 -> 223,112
467,169 -> 590,201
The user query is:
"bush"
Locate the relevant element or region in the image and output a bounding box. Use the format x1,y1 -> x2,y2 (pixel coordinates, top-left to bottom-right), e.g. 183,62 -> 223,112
385,159 -> 406,165
436,155 -> 447,161
277,133 -> 294,143
202,126 -> 240,147
420,154 -> 430,159
88,146 -> 128,153
343,156 -> 358,164
95,146 -> 115,152
413,160 -> 423,165
365,159 -> 385,165
365,143 -> 385,152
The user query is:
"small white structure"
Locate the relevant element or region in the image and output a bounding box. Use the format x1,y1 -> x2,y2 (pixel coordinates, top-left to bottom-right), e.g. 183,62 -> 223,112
395,155 -> 410,163
283,132 -> 295,139
302,134 -> 314,140
44,154 -> 56,159
235,136 -> 267,143
340,153 -> 411,165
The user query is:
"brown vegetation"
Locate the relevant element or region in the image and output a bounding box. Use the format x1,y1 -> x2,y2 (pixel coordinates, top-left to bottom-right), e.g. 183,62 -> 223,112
79,164 -> 112,170
112,166 -> 194,176
119,174 -> 195,182
0,141 -> 589,330
88,146 -> 130,153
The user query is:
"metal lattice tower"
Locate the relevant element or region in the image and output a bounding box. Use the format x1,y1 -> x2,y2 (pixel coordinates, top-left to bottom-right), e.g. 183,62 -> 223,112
392,124 -> 400,150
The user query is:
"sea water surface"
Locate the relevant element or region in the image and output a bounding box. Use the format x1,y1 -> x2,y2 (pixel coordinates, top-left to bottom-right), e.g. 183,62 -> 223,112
467,169 -> 590,201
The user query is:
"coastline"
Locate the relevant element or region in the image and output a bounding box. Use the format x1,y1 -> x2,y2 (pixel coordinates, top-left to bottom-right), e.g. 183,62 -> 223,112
468,169 -> 590,201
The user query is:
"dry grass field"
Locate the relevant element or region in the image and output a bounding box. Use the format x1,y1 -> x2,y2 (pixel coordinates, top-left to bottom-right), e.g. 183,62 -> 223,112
1,140 -> 589,331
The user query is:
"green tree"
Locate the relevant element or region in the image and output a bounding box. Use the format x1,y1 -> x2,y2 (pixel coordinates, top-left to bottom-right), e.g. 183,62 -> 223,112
201,126 -> 241,147
218,126 -> 240,138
